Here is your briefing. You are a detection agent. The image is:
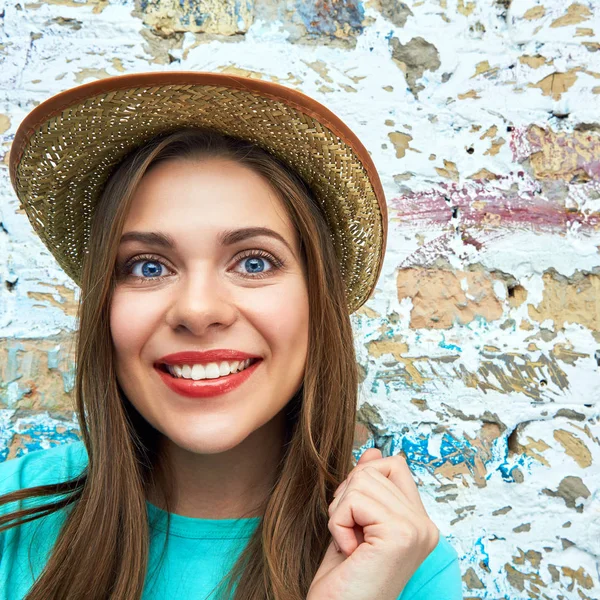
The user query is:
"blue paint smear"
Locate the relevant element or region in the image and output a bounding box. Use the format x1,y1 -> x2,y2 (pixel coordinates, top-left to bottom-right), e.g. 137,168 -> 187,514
439,341 -> 462,351
349,429 -> 490,476
0,418 -> 80,462
398,435 -> 435,466
497,451 -> 536,483
498,461 -> 519,482
439,334 -> 461,352
374,431 -> 489,477
475,537 -> 489,568
439,433 -> 469,465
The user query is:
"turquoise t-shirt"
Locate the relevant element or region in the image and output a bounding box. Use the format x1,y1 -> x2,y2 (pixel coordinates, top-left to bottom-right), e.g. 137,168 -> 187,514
0,442 -> 462,599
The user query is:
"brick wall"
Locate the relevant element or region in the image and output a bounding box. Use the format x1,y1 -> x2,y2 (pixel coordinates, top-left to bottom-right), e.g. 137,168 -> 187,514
1,0 -> 599,597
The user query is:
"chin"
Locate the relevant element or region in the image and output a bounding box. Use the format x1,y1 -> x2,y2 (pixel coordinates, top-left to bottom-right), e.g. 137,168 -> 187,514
165,428 -> 249,455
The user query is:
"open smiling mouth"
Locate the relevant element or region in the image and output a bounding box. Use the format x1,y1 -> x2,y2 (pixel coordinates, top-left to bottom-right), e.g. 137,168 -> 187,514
154,359 -> 262,398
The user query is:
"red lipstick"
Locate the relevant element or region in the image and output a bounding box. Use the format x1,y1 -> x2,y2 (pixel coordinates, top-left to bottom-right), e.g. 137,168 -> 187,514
157,349 -> 260,365
154,349 -> 262,398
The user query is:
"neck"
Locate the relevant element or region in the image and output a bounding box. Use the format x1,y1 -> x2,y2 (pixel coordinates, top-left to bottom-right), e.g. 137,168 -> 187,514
148,412 -> 286,520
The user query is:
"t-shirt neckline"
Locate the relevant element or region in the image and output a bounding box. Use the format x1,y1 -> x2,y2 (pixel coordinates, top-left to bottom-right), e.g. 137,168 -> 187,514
146,500 -> 261,539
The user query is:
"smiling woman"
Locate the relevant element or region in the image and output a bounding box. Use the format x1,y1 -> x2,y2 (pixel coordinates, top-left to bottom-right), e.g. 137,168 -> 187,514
1,73 -> 462,600
110,151 -> 310,497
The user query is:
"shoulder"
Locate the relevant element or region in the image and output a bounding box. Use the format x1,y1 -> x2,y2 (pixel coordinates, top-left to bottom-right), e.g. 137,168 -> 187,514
399,534 -> 462,600
0,442 -> 88,591
0,440 -> 88,498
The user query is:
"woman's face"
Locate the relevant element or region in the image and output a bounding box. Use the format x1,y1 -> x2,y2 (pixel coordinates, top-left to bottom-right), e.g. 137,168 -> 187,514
110,157 -> 309,456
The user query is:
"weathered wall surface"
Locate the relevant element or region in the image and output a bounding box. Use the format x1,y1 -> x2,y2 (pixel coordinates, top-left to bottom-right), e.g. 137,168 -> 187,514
1,0 -> 600,597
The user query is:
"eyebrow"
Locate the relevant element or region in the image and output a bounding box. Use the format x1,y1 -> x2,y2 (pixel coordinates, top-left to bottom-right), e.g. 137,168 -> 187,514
119,227 -> 295,256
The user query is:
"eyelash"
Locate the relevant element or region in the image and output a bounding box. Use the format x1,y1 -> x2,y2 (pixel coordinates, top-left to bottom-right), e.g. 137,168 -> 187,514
118,250 -> 285,283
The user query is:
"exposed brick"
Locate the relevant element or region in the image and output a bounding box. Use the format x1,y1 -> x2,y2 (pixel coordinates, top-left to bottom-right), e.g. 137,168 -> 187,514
397,268 -> 503,329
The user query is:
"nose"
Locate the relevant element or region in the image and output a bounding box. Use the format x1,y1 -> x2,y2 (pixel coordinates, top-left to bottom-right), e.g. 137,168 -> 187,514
165,268 -> 237,336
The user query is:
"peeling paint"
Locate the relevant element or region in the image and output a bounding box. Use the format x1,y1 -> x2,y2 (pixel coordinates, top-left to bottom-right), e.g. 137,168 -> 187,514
528,270 -> 600,331
389,36 -> 441,97
396,268 -> 503,329
2,0 -> 600,596
136,0 -> 254,36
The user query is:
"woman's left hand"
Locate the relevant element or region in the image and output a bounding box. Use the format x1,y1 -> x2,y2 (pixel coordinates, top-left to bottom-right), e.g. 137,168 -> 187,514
307,448 -> 439,600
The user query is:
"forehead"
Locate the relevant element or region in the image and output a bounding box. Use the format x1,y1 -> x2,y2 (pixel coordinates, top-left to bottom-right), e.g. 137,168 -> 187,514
124,158 -> 295,239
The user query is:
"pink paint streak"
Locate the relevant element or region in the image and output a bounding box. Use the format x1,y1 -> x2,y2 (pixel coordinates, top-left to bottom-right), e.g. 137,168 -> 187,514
390,173 -> 600,233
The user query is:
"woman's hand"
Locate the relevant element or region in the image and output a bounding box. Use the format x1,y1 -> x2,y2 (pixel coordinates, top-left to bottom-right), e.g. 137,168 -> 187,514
307,448 -> 439,600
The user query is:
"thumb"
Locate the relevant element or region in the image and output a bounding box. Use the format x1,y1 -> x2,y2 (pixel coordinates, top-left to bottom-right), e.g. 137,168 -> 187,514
357,447 -> 382,465
334,448 -> 383,497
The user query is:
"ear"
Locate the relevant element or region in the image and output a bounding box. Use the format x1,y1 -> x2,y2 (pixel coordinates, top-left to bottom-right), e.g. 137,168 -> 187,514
357,447 -> 383,465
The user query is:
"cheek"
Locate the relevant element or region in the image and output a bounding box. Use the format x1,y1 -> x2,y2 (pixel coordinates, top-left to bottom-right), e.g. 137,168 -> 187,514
109,291 -> 161,360
249,282 -> 309,359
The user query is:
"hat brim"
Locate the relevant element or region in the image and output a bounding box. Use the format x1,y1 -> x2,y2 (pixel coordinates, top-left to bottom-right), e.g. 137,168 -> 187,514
9,71 -> 387,313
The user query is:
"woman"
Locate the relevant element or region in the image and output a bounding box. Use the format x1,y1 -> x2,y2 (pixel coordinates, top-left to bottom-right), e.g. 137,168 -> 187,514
1,73 -> 462,599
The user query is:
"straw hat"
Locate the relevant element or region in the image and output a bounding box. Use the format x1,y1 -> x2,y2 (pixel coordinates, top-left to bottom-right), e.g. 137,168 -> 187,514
9,72 -> 387,313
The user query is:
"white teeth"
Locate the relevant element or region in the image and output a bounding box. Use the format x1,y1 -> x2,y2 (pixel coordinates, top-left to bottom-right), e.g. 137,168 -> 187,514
191,364 -> 205,380
219,361 -> 230,376
205,363 -> 220,379
165,359 -> 256,380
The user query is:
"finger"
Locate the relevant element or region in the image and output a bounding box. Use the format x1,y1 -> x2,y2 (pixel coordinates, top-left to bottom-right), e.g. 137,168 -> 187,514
331,480 -> 439,559
357,465 -> 417,509
360,468 -> 438,551
357,447 -> 382,465
329,470 -> 397,555
349,454 -> 427,512
329,467 -> 416,522
329,488 -> 395,556
334,447 -> 382,497
335,459 -> 416,511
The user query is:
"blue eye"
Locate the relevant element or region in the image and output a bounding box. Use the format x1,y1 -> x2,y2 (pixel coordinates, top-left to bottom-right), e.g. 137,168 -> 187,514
119,250 -> 284,284
243,257 -> 268,274
234,251 -> 283,279
131,260 -> 165,278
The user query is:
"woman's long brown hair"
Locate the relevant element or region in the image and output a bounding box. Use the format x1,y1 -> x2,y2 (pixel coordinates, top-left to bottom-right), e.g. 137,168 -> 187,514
0,129 -> 359,600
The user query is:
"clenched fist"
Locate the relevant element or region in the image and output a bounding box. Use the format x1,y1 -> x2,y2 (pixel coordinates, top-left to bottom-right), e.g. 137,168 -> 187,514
307,448 -> 439,600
